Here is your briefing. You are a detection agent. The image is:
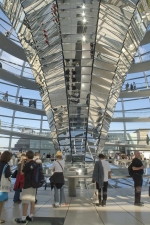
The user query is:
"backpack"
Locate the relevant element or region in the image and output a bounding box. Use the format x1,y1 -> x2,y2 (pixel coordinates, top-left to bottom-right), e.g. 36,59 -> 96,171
128,162 -> 133,177
31,163 -> 45,188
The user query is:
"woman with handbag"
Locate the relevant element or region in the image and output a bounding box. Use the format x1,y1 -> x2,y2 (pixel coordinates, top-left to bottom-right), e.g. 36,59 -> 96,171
50,151 -> 68,208
13,154 -> 26,203
0,151 -> 12,223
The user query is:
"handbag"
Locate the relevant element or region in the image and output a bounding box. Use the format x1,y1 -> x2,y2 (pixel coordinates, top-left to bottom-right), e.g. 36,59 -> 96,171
0,164 -> 11,192
0,192 -> 8,201
11,170 -> 18,178
93,183 -> 99,204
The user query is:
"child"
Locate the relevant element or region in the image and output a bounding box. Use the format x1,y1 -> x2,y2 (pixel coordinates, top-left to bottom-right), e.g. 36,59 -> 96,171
15,151 -> 36,223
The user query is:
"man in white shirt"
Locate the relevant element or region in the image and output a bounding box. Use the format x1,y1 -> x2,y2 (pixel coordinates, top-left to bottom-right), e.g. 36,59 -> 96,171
97,154 -> 111,207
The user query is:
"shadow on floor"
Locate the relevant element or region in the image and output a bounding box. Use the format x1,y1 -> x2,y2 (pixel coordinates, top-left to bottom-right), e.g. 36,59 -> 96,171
28,217 -> 65,225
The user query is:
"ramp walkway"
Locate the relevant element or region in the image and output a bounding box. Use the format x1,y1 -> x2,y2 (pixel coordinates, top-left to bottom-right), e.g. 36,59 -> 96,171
0,32 -> 27,61
0,68 -> 37,90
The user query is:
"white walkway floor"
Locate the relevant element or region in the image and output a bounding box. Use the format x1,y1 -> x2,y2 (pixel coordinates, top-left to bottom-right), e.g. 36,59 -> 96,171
2,187 -> 150,225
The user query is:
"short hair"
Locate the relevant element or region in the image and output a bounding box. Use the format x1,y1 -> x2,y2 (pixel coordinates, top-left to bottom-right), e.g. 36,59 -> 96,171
26,150 -> 34,159
56,155 -> 62,159
1,151 -> 12,162
98,154 -> 105,159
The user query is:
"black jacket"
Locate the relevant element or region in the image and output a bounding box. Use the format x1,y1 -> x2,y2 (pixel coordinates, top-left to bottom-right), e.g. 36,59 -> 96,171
50,172 -> 64,189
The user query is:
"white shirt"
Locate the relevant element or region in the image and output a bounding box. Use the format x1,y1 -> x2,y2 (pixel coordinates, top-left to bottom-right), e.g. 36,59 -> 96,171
101,159 -> 111,182
52,160 -> 65,172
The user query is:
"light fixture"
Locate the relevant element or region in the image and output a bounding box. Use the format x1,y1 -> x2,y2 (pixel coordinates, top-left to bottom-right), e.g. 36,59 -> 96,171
82,35 -> 86,41
82,11 -> 85,16
82,4 -> 85,9
76,169 -> 82,175
83,18 -> 86,23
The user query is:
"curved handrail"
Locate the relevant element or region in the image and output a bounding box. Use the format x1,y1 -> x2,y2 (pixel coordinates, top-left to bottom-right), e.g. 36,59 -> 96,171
122,83 -> 150,91
0,91 -> 43,109
106,139 -> 148,145
113,110 -> 150,118
1,60 -> 34,79
0,120 -> 51,137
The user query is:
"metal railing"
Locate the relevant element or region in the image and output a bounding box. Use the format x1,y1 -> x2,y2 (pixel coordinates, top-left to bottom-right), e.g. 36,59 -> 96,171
106,139 -> 148,145
1,60 -> 34,79
122,82 -> 150,91
113,110 -> 150,118
0,91 -> 43,110
0,120 -> 51,137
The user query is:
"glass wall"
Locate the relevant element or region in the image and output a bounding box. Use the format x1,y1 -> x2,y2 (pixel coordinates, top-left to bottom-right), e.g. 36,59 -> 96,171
0,11 -> 55,153
108,26 -> 150,151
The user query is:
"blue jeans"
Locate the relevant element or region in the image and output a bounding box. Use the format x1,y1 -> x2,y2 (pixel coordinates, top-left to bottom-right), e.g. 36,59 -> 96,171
13,189 -> 21,202
54,185 -> 65,206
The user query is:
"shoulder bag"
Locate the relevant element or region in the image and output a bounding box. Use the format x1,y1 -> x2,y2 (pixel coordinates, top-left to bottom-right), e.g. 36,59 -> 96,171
0,164 -> 11,192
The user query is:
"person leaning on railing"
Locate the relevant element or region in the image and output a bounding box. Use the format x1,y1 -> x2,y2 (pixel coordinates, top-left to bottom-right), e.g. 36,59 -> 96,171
3,92 -> 8,101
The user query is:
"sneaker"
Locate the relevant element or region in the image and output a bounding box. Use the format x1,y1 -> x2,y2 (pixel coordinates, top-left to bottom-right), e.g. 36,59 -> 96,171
26,216 -> 33,221
140,202 -> 144,205
15,218 -> 27,223
134,202 -> 144,207
102,201 -> 106,207
14,200 -> 22,204
96,203 -> 100,207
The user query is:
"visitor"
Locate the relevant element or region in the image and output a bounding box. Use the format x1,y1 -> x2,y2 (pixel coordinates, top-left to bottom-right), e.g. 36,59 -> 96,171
133,82 -> 136,90
92,155 -> 104,206
0,62 -> 2,68
33,100 -> 36,108
42,153 -> 46,160
15,150 -> 36,223
19,96 -> 23,105
29,99 -> 32,107
72,75 -> 76,82
130,83 -> 133,90
50,151 -> 68,207
72,83 -> 76,90
46,153 -> 50,158
65,68 -> 70,75
126,83 -> 129,90
33,153 -> 42,204
90,49 -> 94,59
5,31 -> 10,37
13,154 -> 26,204
132,150 -> 144,206
146,134 -> 149,145
71,69 -> 76,75
83,25 -> 87,34
51,154 -> 55,161
3,92 -> 8,101
65,75 -> 69,82
0,151 -> 12,224
97,154 -> 111,206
